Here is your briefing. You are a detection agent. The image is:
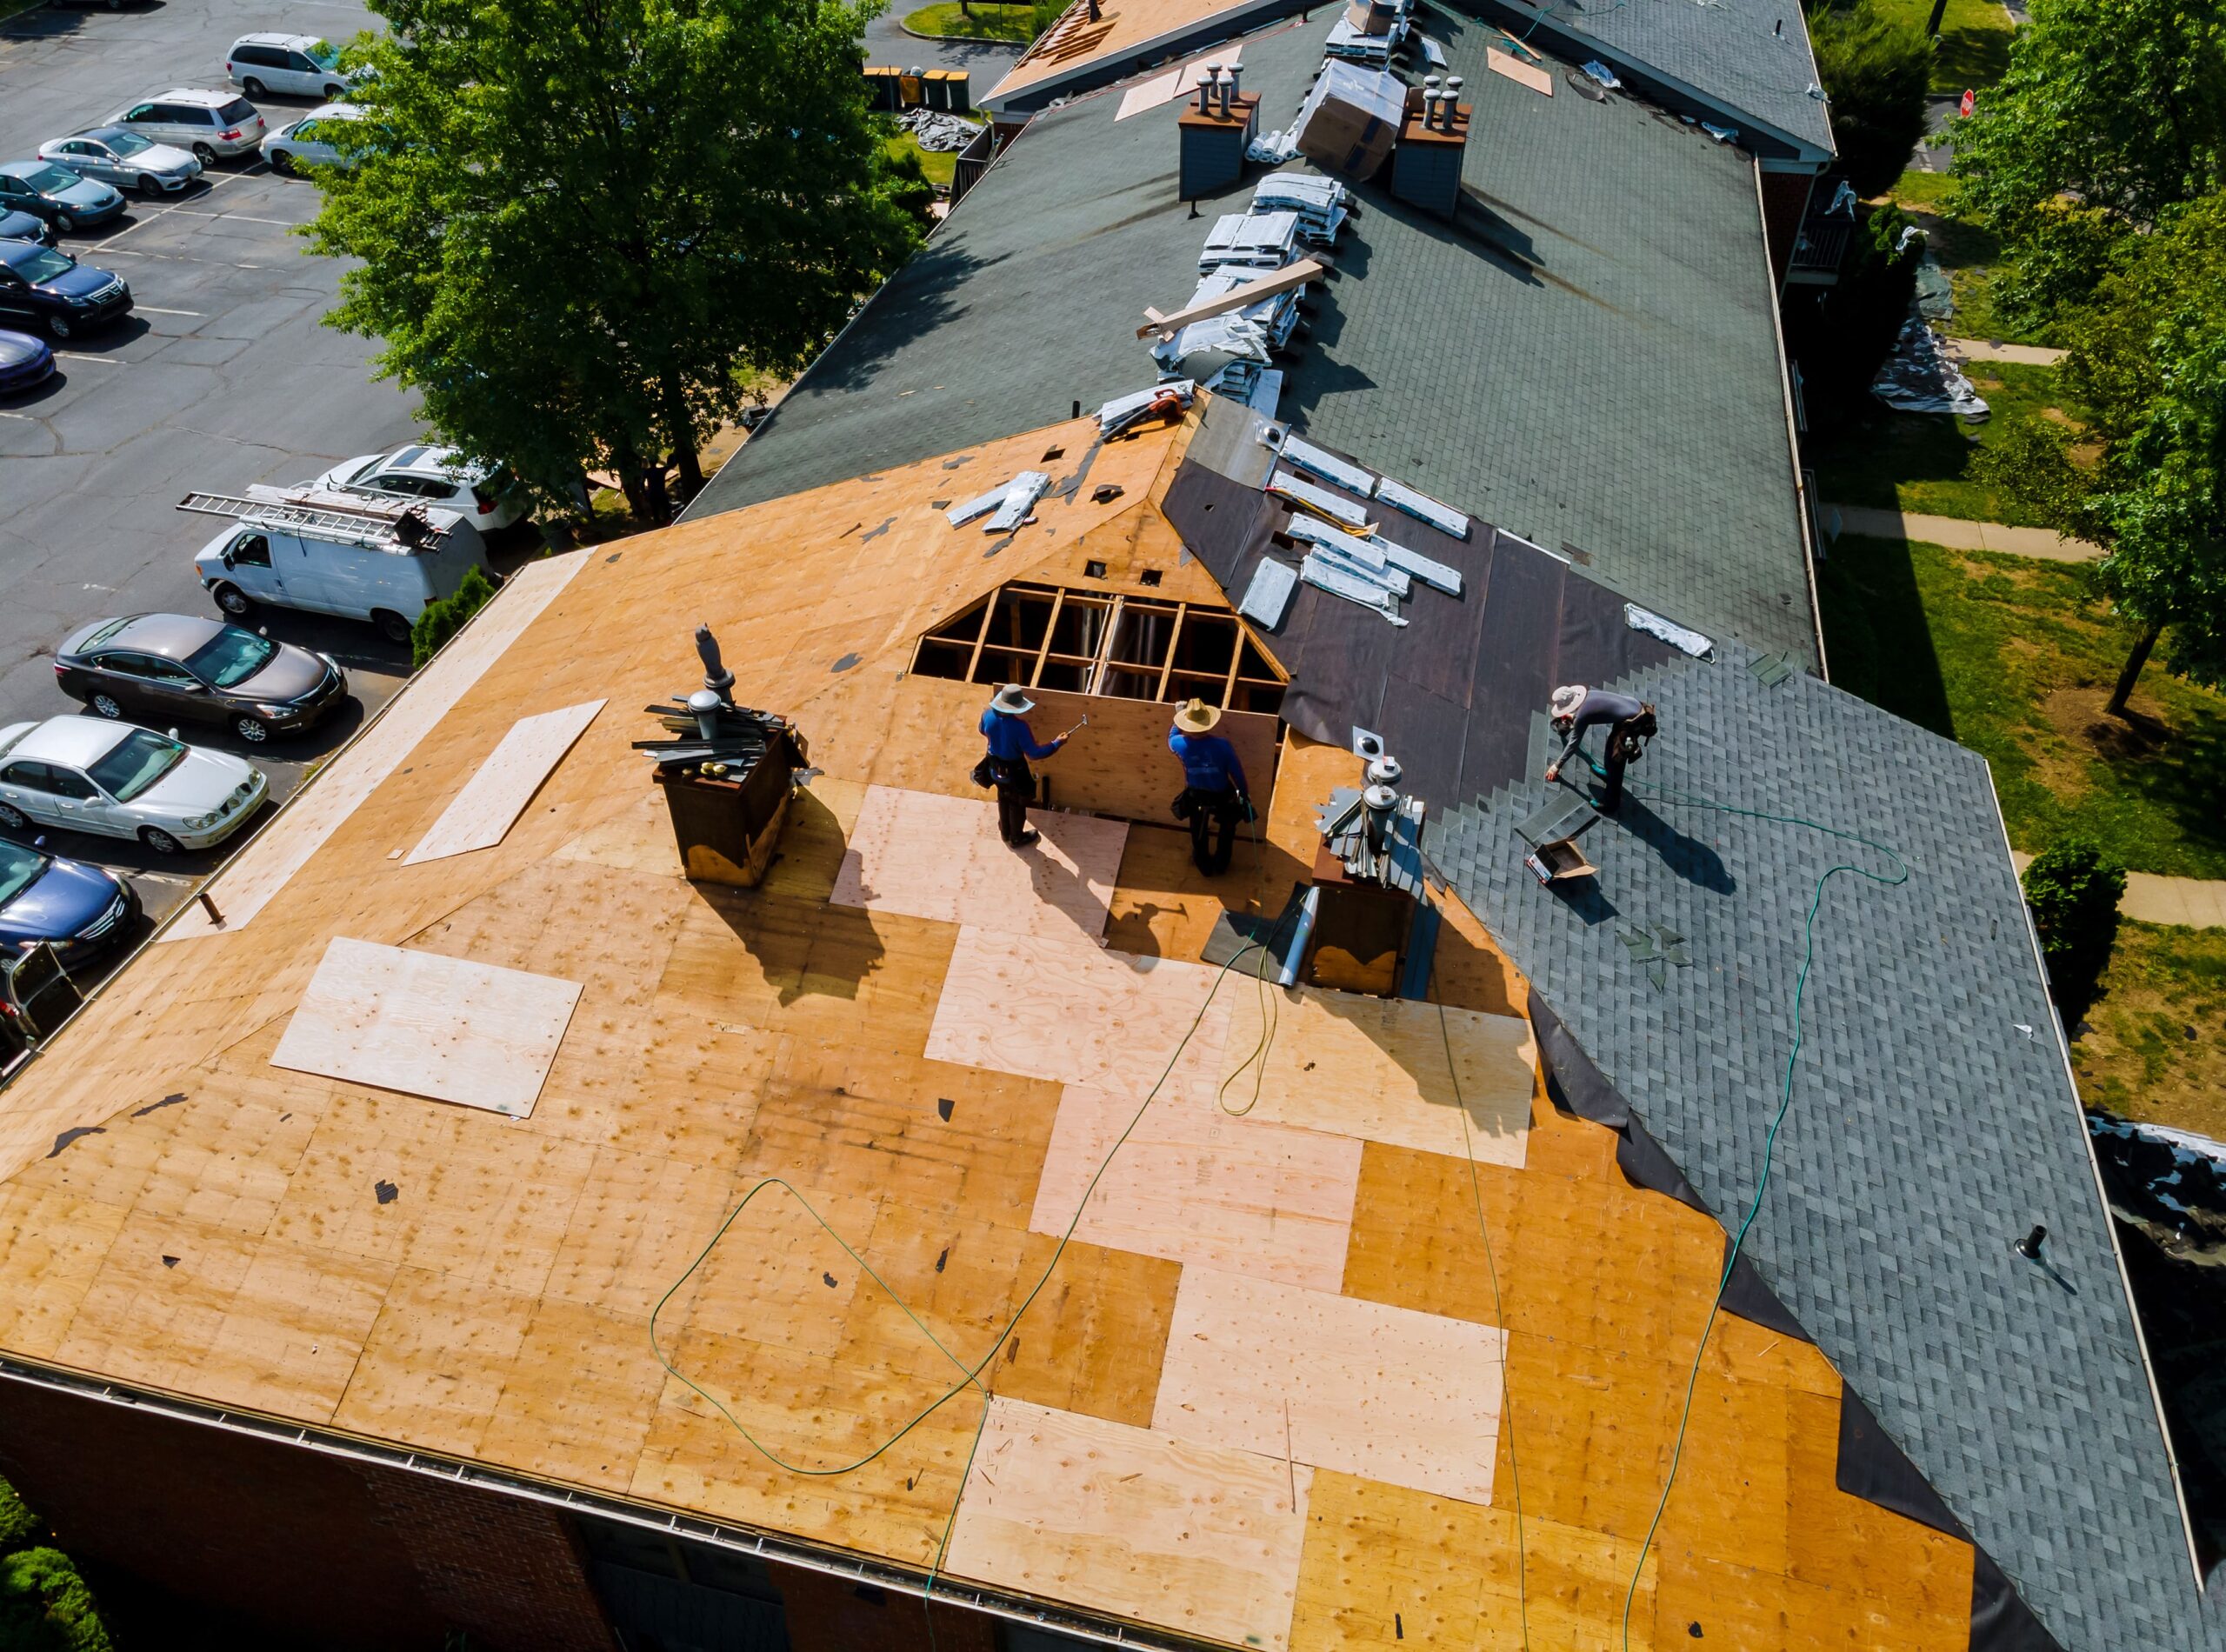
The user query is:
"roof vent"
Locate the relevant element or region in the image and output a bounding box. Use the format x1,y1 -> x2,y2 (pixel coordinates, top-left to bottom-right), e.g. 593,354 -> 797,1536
1390,73 -> 1470,218
1178,59 -> 1260,200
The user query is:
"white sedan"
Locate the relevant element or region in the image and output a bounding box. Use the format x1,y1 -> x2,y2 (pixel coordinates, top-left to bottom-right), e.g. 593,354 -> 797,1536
0,717 -> 267,855
311,442 -> 530,530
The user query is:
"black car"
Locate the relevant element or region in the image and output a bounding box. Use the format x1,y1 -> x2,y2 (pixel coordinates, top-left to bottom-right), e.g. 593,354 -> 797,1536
55,613 -> 349,745
0,241 -> 131,340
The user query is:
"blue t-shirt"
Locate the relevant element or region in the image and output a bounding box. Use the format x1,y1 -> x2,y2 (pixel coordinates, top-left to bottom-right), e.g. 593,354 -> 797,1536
1168,728 -> 1247,793
981,709 -> 1059,762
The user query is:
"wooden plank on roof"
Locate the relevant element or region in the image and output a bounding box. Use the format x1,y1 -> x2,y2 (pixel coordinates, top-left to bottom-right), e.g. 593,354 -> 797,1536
270,936 -> 583,1118
403,698 -> 606,865
943,1396 -> 1311,1651
1489,46 -> 1555,95
1136,257 -> 1325,338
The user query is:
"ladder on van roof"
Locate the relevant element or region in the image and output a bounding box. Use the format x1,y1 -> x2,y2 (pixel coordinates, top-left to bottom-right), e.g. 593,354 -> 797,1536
176,490 -> 448,551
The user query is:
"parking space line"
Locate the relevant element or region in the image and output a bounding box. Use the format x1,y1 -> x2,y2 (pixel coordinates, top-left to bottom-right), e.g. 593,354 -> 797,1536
165,210 -> 301,228
54,352 -> 121,365
136,306 -> 203,316
89,167 -> 271,254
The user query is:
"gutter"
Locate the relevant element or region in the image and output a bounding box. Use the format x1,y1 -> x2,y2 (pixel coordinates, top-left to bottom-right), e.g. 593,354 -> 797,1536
1980,762 -> 2208,1597
0,1351 -> 1215,1651
1752,157 -> 1830,679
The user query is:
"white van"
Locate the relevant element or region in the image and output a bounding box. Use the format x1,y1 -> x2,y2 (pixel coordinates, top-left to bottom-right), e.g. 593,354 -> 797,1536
186,490 -> 492,643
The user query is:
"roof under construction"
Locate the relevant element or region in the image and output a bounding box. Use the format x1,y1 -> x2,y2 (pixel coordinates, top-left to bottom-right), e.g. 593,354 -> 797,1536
0,401 -> 2202,1650
695,6 -> 1822,668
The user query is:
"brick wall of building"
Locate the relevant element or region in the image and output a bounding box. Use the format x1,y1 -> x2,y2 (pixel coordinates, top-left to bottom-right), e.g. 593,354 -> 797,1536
0,1379 -> 616,1652
1759,168 -> 1818,288
770,1562 -> 1001,1652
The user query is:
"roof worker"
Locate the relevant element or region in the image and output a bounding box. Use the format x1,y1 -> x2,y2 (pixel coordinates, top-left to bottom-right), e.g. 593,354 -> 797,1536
1544,683 -> 1657,813
977,684 -> 1067,849
1168,696 -> 1251,876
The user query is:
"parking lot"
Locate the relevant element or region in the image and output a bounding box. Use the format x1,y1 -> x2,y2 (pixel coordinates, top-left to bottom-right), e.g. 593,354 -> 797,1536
0,0 -> 423,942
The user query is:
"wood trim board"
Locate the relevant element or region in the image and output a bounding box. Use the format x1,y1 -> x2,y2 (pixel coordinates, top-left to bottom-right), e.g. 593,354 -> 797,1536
270,936 -> 583,1118
403,698 -> 607,865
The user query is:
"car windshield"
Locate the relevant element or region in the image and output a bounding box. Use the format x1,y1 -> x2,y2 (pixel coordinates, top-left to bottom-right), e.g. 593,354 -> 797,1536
218,99 -> 257,124
104,130 -> 154,157
23,164 -> 77,193
85,729 -> 187,802
306,39 -> 340,69
0,840 -> 48,909
10,247 -> 74,285
184,627 -> 277,689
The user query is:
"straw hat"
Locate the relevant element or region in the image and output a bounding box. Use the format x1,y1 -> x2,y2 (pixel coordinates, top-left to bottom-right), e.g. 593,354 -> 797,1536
989,683 -> 1036,716
1550,684 -> 1588,722
1172,696 -> 1223,733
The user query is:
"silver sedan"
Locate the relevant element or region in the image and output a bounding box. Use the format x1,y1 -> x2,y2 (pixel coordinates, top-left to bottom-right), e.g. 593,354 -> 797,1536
36,127 -> 201,197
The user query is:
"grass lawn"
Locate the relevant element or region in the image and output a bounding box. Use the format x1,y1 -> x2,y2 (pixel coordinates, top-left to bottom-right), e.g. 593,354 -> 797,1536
2073,921 -> 2226,1136
1883,170 -> 2051,347
1813,359 -> 2077,525
1818,537 -> 2226,877
1868,0 -> 2014,89
0,0 -> 43,18
903,1 -> 1038,41
886,133 -> 957,189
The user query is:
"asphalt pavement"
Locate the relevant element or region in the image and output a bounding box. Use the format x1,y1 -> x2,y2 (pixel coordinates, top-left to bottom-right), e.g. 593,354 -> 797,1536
0,0 -> 420,936
860,3 -> 1021,88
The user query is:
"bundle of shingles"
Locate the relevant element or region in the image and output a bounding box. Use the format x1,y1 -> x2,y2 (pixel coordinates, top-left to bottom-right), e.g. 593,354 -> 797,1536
1250,172 -> 1349,246
1242,428 -> 1470,625
1324,0 -> 1410,64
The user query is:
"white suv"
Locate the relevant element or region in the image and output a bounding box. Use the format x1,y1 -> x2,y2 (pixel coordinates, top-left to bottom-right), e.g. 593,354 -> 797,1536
226,34 -> 355,102
102,90 -> 268,165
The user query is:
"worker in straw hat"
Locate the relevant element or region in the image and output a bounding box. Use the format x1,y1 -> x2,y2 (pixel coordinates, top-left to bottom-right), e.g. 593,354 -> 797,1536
1167,696 -> 1251,875
976,684 -> 1068,849
1544,683 -> 1657,813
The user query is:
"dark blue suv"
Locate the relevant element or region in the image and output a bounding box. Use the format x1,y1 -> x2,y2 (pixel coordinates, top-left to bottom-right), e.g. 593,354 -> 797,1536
0,240 -> 131,339
0,838 -> 138,963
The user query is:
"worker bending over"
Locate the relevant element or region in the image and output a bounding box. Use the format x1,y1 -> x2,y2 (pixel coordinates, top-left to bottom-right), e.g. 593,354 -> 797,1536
1545,684 -> 1656,812
1168,697 -> 1250,875
978,684 -> 1066,849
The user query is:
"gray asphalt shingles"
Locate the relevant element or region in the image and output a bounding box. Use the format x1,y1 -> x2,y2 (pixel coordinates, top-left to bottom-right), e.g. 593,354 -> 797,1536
691,11 -> 1817,664
1434,644 -> 2212,1649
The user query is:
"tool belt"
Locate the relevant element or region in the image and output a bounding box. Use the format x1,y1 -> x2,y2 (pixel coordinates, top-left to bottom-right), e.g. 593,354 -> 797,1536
1173,785 -> 1250,823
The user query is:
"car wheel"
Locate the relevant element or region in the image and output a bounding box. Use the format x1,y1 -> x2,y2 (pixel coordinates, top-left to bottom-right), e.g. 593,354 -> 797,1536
137,173 -> 163,197
323,83 -> 346,99
269,150 -> 295,177
45,314 -> 71,340
211,582 -> 252,618
52,211 -> 74,234
233,715 -> 270,744
0,804 -> 25,833
243,77 -> 268,98
89,692 -> 124,720
372,609 -> 413,645
139,827 -> 183,856
192,143 -> 217,165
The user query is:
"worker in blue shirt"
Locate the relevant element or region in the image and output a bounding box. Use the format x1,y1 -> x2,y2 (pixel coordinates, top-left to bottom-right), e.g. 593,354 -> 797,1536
1168,697 -> 1250,874
978,683 -> 1067,848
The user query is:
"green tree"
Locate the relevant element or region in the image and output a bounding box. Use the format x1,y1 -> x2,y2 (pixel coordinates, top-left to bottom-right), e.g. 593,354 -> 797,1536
1953,0 -> 2226,323
2022,836 -> 2126,1019
1976,191 -> 2226,710
305,0 -> 925,527
1804,0 -> 1930,197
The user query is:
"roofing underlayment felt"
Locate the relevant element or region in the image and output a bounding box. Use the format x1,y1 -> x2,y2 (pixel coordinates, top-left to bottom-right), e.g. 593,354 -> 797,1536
694,5 -> 1819,665
0,407 -> 2122,1652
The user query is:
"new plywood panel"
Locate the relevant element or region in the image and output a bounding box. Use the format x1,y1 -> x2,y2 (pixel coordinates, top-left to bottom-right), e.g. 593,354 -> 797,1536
1028,689 -> 1281,829
270,937 -> 582,1117
944,1396 -> 1312,1652
404,698 -> 606,863
1227,988 -> 1535,1166
925,926 -> 1231,1103
1030,1082 -> 1361,1290
163,551 -> 588,940
830,785 -> 1129,940
1155,1269 -> 1506,1505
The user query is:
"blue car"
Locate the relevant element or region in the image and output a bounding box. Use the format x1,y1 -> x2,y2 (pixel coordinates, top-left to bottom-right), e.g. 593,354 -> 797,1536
0,838 -> 138,963
0,242 -> 131,340
0,208 -> 54,247
0,159 -> 124,233
0,331 -> 52,393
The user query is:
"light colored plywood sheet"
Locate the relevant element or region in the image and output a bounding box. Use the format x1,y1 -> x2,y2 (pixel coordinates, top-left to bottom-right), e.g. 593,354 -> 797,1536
163,550 -> 588,940
1030,1082 -> 1360,1291
403,697 -> 606,864
1027,689 -> 1281,829
1228,987 -> 1535,1166
830,785 -> 1129,940
1154,1268 -> 1506,1505
945,1396 -> 1312,1651
270,936 -> 583,1118
925,926 -> 1231,1103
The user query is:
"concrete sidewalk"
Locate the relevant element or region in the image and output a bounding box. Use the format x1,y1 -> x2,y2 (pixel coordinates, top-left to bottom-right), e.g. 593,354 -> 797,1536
1947,338 -> 2065,367
1828,503 -> 2102,563
2010,851 -> 2226,929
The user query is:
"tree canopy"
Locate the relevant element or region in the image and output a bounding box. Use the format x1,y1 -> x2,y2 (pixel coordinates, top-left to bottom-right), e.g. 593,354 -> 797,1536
1804,0 -> 1930,198
305,0 -> 928,525
1953,0 -> 2226,319
1976,190 -> 2226,709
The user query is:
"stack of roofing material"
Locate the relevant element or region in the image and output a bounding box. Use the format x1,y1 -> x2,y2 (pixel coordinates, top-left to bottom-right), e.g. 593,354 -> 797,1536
1179,267 -> 1304,349
1251,172 -> 1349,245
1198,210 -> 1301,274
1323,0 -> 1410,64
1151,312 -> 1274,396
1292,60 -> 1408,178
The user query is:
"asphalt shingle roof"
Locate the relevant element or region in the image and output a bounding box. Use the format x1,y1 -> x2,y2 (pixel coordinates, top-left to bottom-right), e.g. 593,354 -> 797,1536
691,8 -> 1819,664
